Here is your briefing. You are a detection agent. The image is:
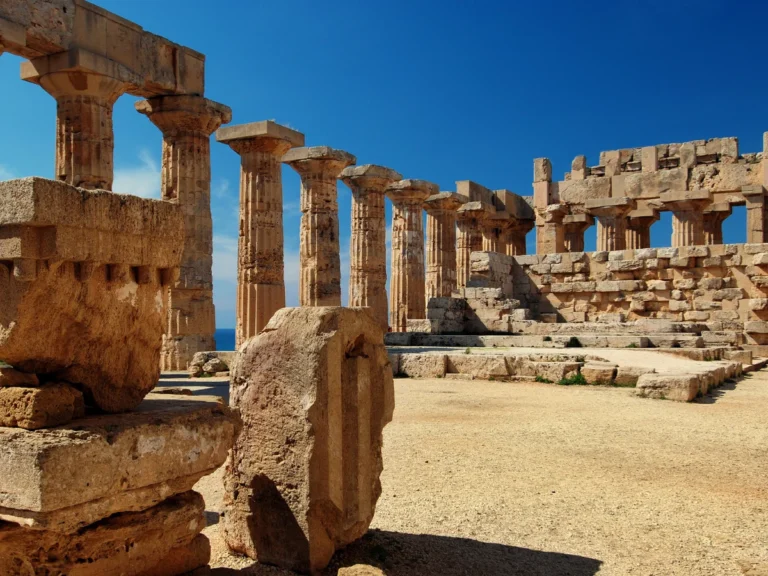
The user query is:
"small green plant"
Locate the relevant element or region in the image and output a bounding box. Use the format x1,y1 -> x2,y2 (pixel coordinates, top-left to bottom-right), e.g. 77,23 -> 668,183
464,347 -> 471,354
565,336 -> 583,348
543,336 -> 552,342
534,375 -> 553,384
626,342 -> 638,348
558,373 -> 588,386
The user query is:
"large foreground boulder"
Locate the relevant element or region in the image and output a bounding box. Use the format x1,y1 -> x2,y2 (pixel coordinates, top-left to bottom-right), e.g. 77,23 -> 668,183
0,178 -> 183,412
223,307 -> 395,573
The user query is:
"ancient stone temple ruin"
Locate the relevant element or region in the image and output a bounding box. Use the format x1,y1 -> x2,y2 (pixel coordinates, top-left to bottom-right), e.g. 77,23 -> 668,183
0,2 -> 240,573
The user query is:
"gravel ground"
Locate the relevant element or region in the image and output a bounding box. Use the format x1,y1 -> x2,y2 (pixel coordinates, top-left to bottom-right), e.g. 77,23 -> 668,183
191,371 -> 768,576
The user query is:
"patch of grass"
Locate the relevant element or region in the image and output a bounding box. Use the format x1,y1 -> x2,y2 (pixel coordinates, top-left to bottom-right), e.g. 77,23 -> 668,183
534,375 -> 553,384
558,373 -> 588,386
626,342 -> 638,348
565,336 -> 583,348
543,336 -> 552,342
464,347 -> 471,354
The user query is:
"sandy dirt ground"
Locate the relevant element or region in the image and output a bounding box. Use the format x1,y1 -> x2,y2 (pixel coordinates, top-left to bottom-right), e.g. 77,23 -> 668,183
179,370 -> 768,576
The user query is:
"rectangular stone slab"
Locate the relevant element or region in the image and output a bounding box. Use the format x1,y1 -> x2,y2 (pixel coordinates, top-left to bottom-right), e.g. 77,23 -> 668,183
0,491 -> 207,576
0,394 -> 239,531
0,383 -> 84,429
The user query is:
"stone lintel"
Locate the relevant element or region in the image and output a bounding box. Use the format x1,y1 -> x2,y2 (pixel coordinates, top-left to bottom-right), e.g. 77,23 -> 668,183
585,196 -> 635,211
493,189 -> 536,220
215,120 -> 305,148
456,180 -> 496,205
704,201 -> 732,214
341,164 -> 403,190
282,146 -> 356,166
423,191 -> 467,212
659,189 -> 711,205
628,206 -> 658,220
0,16 -> 26,51
457,200 -> 493,220
563,213 -> 594,226
21,47 -> 141,89
485,211 -> 511,223
0,395 -> 239,524
742,185 -> 765,197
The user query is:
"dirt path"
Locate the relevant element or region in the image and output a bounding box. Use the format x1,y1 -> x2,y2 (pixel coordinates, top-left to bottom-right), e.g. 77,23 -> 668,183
193,371 -> 768,575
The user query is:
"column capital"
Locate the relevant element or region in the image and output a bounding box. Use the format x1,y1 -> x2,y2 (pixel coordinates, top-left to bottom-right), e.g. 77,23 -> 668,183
136,95 -> 232,137
585,196 -> 636,218
658,189 -> 712,212
563,212 -> 594,232
536,203 -> 568,224
283,146 -> 356,178
423,191 -> 467,213
341,164 -> 402,194
457,200 -> 493,222
386,179 -> 438,204
216,120 -> 304,157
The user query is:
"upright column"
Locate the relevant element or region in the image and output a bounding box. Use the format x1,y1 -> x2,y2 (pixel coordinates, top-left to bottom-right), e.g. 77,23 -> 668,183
386,179 -> 438,332
586,197 -> 636,252
702,204 -> 732,245
284,147 -> 356,307
626,208 -> 659,250
456,202 -> 490,289
24,54 -> 132,190
563,213 -> 594,252
482,214 -> 509,253
504,219 -> 534,256
659,190 -> 712,247
216,121 -> 305,347
341,164 -> 402,332
743,185 -> 767,244
136,95 -> 232,370
423,192 -> 466,301
535,204 -> 566,255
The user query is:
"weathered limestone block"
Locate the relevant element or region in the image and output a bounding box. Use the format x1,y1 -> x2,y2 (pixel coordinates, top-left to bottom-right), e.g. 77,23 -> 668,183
398,353 -> 447,378
0,383 -> 84,430
0,395 -> 238,532
0,366 -> 39,387
446,355 -> 509,380
0,491 -> 207,576
423,192 -> 466,303
636,374 -> 700,402
0,178 -> 183,412
580,363 -> 617,385
614,366 -> 656,387
224,307 -> 395,573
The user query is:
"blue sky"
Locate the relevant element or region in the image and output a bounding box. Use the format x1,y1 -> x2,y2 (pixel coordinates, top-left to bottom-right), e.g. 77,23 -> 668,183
1,0 -> 765,328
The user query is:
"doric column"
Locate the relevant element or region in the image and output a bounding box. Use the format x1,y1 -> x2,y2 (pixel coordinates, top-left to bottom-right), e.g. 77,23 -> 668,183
482,213 -> 509,253
504,219 -> 534,256
456,202 -> 490,288
423,192 -> 466,301
586,197 -> 636,252
562,213 -> 594,252
136,95 -> 232,370
216,121 -> 305,348
341,164 -> 402,332
659,190 -> 712,247
283,147 -> 356,307
702,203 -> 732,245
626,208 -> 659,250
535,204 -> 567,255
24,53 -> 134,190
743,185 -> 767,244
386,179 -> 438,332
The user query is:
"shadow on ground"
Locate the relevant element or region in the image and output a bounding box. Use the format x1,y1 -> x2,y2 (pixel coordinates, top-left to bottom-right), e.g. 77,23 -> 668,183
210,529 -> 602,576
696,378 -> 740,404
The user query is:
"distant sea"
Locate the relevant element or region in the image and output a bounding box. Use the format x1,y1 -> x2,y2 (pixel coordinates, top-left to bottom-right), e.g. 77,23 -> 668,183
215,328 -> 236,351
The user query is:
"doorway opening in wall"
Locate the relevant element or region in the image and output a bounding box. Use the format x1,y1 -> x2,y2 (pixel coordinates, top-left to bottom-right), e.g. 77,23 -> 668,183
721,205 -> 746,244
649,211 -> 673,248
582,223 -> 596,252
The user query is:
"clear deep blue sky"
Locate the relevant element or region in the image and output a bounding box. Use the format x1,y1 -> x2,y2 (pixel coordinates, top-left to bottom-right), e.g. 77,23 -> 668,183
1,0 -> 765,328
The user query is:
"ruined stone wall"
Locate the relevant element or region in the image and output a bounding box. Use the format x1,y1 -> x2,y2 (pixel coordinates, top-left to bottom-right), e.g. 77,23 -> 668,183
470,245 -> 768,345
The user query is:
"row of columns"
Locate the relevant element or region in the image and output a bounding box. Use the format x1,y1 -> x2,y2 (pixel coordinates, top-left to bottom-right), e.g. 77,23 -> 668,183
13,49 -> 231,369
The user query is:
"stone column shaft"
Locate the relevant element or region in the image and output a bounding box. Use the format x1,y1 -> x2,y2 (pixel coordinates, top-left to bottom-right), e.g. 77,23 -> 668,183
284,147 -> 356,307
563,214 -> 593,253
482,220 -> 506,253
456,202 -> 488,289
504,220 -> 533,256
387,180 -> 438,332
136,96 -> 232,370
626,216 -> 657,250
659,190 -> 711,248
217,121 -> 305,348
38,72 -> 128,190
702,209 -> 731,245
586,197 -> 635,252
341,165 -> 402,332
535,204 -> 566,255
424,192 -> 465,301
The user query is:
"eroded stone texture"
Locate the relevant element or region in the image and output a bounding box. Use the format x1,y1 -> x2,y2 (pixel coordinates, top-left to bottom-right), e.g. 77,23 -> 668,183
456,201 -> 490,289
387,179 -> 438,331
0,394 -> 239,532
586,197 -> 636,251
703,203 -> 732,245
224,307 -> 394,573
0,491 -> 208,576
563,213 -> 593,252
217,121 -> 305,346
342,165 -> 403,331
0,383 -> 84,430
659,189 -> 712,247
535,204 -> 566,255
136,95 -> 232,371
482,213 -> 509,253
626,208 -> 659,250
424,192 -> 466,301
0,178 -> 183,412
284,147 -> 356,307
